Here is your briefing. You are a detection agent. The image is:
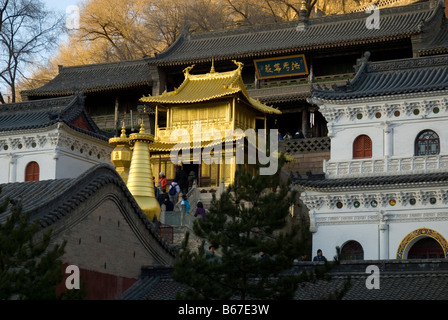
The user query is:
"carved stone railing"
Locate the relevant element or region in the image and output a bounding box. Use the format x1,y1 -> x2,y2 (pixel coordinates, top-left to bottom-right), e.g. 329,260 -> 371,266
245,73 -> 354,90
246,73 -> 354,101
279,137 -> 331,154
325,155 -> 448,178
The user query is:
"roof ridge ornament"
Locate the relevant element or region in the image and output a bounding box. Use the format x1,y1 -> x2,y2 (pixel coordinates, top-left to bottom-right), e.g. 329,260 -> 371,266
210,58 -> 215,73
183,64 -> 195,77
120,123 -> 127,138
296,1 -> 309,31
232,60 -> 244,70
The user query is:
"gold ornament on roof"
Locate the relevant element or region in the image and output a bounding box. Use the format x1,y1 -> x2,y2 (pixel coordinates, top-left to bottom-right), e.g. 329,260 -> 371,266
301,0 -> 307,11
183,64 -> 195,76
109,123 -> 132,184
210,58 -> 215,73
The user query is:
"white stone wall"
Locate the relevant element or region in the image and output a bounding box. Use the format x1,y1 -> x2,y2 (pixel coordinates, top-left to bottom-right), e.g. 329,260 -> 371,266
313,220 -> 448,260
0,124 -> 113,183
321,95 -> 448,178
312,223 -> 379,260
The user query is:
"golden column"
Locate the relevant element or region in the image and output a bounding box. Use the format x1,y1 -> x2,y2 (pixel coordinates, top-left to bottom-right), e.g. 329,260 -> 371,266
109,125 -> 132,184
127,123 -> 161,221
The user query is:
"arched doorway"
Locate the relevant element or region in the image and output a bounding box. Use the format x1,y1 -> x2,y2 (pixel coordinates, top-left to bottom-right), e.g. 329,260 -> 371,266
396,228 -> 448,259
407,237 -> 444,259
25,161 -> 39,182
340,240 -> 364,260
353,135 -> 372,159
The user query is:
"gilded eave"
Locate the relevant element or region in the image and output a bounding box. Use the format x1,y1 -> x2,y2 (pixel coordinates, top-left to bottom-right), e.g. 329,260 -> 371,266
140,62 -> 281,115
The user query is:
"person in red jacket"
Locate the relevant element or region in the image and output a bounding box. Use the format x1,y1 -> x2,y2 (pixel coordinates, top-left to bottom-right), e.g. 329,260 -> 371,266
158,172 -> 167,193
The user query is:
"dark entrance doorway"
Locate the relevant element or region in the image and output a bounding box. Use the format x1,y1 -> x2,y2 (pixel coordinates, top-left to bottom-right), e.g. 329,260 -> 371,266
182,163 -> 199,189
407,237 -> 444,259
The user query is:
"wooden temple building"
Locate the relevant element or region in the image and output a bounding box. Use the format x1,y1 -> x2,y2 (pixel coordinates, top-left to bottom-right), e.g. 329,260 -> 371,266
140,61 -> 281,188
18,0 -> 448,183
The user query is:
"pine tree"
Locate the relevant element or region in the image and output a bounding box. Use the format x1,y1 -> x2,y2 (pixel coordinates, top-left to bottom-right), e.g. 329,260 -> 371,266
0,186 -> 68,300
172,158 -> 314,300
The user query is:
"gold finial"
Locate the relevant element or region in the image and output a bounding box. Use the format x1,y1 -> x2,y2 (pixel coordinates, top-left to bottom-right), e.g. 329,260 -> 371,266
210,58 -> 215,73
139,123 -> 145,134
301,0 -> 307,11
120,122 -> 127,138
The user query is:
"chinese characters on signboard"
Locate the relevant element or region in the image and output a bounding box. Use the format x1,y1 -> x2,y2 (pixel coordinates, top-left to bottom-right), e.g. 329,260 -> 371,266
254,54 -> 308,80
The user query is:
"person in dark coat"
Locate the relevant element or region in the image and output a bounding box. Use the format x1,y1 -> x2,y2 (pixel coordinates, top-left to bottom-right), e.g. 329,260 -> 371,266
293,130 -> 305,139
313,249 -> 327,262
162,195 -> 174,211
175,166 -> 188,195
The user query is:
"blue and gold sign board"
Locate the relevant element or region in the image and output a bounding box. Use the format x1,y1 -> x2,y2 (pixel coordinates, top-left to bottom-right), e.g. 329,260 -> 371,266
254,54 -> 308,80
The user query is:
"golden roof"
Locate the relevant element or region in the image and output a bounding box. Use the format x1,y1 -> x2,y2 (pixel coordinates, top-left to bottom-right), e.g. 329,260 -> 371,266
140,60 -> 281,115
149,134 -> 246,153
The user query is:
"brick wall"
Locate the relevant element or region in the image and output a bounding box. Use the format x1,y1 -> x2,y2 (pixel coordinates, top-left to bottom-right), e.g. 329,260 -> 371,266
57,263 -> 136,300
59,198 -> 154,280
283,151 -> 330,178
446,0 -> 448,18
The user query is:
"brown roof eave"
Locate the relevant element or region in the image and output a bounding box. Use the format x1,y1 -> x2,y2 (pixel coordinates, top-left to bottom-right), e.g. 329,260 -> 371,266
418,48 -> 448,56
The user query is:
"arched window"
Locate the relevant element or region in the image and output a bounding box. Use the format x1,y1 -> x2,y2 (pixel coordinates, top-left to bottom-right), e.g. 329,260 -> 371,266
353,135 -> 372,159
340,240 -> 364,260
25,161 -> 39,182
415,130 -> 440,156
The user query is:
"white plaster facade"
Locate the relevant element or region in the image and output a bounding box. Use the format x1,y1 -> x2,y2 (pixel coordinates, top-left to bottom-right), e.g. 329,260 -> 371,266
303,91 -> 448,260
0,123 -> 113,183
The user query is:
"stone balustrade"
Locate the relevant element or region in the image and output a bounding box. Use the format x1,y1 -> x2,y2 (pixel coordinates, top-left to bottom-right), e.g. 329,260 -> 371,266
325,154 -> 448,178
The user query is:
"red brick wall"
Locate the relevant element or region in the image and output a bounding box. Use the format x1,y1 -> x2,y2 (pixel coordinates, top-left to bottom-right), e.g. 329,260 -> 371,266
57,263 -> 136,300
73,116 -> 89,131
445,0 -> 448,18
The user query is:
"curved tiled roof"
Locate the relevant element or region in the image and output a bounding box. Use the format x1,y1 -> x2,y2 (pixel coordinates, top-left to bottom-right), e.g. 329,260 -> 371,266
310,53 -> 448,101
0,163 -> 176,256
152,1 -> 443,66
140,63 -> 281,114
119,260 -> 448,300
21,59 -> 152,97
419,18 -> 448,56
294,171 -> 448,192
0,93 -> 112,141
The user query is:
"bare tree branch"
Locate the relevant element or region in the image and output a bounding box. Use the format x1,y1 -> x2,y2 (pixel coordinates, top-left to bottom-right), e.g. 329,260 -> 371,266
0,0 -> 62,102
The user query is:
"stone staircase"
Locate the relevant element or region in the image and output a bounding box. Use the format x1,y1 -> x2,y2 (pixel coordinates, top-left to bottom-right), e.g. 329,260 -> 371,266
158,180 -> 226,250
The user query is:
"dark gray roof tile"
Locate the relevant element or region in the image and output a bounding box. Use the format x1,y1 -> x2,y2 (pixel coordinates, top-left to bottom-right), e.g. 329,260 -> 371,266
0,93 -> 112,140
311,53 -> 448,101
0,164 -> 176,256
119,260 -> 448,300
152,1 -> 443,65
22,59 -> 152,97
294,171 -> 448,191
419,18 -> 448,55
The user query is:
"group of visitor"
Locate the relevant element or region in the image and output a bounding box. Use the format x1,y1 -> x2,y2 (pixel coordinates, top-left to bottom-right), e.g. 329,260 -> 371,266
155,167 -> 207,221
278,129 -> 306,140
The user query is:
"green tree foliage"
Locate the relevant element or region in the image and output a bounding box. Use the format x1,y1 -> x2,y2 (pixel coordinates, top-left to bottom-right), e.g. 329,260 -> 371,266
173,159 -> 313,300
0,187 -> 72,300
